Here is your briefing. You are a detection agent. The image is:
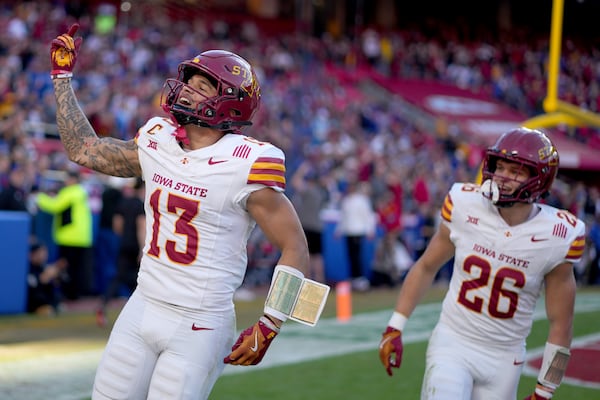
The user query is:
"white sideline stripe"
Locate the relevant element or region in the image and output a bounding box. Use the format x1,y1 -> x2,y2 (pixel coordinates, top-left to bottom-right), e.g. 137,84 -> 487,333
0,293 -> 598,399
224,292 -> 600,374
223,302 -> 441,375
0,350 -> 101,400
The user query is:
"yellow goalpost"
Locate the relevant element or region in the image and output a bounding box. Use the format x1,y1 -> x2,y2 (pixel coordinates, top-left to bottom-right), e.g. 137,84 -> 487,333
523,0 -> 600,129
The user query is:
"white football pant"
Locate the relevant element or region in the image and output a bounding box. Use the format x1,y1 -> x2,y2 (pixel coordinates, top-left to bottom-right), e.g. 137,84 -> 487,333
421,322 -> 526,400
92,289 -> 235,400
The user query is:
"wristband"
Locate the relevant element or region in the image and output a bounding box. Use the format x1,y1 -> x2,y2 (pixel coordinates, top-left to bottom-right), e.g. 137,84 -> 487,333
535,385 -> 554,399
538,342 -> 570,390
51,72 -> 73,79
388,311 -> 408,331
263,264 -> 330,326
263,264 -> 297,322
259,315 -> 281,333
263,314 -> 282,329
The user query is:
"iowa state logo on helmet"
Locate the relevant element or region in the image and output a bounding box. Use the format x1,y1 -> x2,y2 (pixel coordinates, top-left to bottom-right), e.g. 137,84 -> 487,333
232,62 -> 261,99
538,144 -> 559,166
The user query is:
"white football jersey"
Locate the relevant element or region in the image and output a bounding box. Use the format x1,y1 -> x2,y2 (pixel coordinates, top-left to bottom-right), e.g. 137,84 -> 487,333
134,117 -> 286,311
438,182 -> 585,346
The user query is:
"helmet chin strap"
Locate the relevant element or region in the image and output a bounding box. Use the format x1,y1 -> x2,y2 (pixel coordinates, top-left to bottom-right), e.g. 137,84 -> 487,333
171,105 -> 252,132
171,105 -> 201,126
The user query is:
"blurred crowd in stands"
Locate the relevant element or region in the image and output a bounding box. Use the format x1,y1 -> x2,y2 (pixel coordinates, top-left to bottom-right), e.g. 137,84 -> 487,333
1,1 -> 599,313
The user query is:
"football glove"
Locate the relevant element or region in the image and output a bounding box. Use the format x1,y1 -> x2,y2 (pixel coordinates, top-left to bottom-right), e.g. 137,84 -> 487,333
50,23 -> 82,78
379,326 -> 403,376
223,316 -> 279,366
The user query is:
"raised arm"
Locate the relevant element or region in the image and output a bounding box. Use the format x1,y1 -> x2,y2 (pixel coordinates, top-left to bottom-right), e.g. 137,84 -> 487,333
50,23 -> 141,177
53,80 -> 140,177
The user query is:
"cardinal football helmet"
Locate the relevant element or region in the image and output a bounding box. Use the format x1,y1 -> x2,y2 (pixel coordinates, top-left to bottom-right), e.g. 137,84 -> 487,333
161,50 -> 261,132
481,127 -> 559,206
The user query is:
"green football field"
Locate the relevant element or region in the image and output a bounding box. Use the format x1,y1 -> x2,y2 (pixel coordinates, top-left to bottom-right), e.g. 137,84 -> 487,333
0,286 -> 599,399
210,287 -> 600,400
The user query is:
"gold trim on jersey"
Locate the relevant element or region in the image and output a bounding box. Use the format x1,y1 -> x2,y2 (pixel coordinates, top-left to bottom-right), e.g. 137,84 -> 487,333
441,193 -> 453,222
566,235 -> 585,260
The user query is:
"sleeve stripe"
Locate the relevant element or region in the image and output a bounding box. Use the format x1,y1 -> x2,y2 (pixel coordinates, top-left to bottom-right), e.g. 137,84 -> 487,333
571,236 -> 586,246
247,156 -> 286,188
566,251 -> 584,260
248,173 -> 286,184
250,168 -> 285,175
566,236 -> 586,260
247,178 -> 286,189
254,157 -> 284,165
252,162 -> 285,172
568,244 -> 585,253
441,194 -> 453,222
249,156 -> 286,175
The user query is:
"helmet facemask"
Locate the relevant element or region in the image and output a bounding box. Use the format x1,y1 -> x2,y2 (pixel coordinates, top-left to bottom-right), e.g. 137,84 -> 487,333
481,127 -> 559,207
161,50 -> 260,134
162,77 -> 223,129
482,156 -> 543,207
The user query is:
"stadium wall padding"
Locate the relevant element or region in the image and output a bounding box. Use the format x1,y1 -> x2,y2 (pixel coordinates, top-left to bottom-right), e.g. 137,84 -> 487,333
0,211 -> 30,314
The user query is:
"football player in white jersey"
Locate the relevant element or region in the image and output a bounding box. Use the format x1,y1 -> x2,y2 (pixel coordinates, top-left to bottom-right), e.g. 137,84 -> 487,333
50,25 -> 310,399
379,127 -> 585,400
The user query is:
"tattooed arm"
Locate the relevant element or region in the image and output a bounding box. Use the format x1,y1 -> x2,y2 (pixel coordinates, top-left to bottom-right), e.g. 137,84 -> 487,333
53,78 -> 142,177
